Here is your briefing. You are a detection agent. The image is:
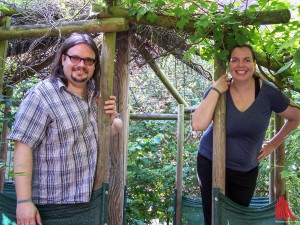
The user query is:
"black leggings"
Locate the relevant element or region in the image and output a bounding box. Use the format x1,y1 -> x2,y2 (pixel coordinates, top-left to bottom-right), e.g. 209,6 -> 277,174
197,153 -> 258,225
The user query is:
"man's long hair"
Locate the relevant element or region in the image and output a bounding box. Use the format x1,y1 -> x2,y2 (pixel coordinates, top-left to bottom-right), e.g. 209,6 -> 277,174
50,33 -> 100,91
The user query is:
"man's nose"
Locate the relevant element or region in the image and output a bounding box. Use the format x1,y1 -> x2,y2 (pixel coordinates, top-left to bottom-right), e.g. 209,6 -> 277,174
78,59 -> 85,66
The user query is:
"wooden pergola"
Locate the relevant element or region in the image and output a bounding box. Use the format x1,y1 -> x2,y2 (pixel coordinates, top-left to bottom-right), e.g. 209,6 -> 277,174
0,3 -> 292,225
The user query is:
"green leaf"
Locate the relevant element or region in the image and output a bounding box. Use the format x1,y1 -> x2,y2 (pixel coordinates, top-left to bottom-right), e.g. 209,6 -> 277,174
172,7 -> 185,17
195,16 -> 210,29
209,3 -> 218,13
278,33 -> 299,52
213,27 -> 223,41
293,49 -> 300,65
275,60 -> 293,74
136,7 -> 148,21
146,12 -> 157,23
176,16 -> 189,30
128,7 -> 138,16
188,4 -> 198,14
234,30 -> 248,45
219,49 -> 229,61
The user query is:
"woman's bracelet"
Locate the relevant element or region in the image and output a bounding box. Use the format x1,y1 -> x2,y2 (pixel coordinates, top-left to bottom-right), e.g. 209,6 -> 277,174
17,199 -> 32,204
211,87 -> 221,96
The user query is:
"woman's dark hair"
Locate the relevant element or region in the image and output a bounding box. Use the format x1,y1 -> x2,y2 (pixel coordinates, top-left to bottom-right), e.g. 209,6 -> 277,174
50,33 -> 100,90
228,44 -> 260,78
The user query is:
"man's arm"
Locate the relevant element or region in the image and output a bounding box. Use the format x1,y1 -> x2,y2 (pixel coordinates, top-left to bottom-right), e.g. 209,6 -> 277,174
14,141 -> 42,225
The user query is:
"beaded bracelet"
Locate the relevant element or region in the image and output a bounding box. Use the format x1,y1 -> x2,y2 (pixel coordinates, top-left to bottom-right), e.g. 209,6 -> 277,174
17,199 -> 32,204
211,87 -> 221,96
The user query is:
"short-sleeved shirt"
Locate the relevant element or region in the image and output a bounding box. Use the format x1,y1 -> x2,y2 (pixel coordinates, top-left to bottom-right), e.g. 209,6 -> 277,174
198,80 -> 290,172
8,78 -> 98,204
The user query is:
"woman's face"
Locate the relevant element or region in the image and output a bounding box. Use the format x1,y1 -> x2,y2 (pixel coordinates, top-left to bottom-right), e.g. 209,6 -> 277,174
229,47 -> 256,81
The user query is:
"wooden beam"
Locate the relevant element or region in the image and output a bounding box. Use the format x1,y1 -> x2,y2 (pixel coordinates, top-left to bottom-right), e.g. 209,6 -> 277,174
93,32 -> 116,190
133,37 -> 188,107
95,6 -> 291,29
130,113 -> 190,120
0,18 -> 128,41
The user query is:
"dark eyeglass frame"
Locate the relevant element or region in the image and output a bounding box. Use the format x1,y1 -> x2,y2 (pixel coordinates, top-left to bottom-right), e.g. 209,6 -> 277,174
65,53 -> 96,66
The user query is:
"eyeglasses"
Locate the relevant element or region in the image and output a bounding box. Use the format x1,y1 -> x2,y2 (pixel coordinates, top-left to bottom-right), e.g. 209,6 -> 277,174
65,53 -> 96,66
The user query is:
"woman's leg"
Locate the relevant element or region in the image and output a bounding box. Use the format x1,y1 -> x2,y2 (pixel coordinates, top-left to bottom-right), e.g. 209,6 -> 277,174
197,153 -> 213,225
225,166 -> 259,206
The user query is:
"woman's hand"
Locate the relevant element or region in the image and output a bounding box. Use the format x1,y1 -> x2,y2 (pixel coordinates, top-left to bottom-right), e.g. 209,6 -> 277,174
213,74 -> 231,94
258,141 -> 276,162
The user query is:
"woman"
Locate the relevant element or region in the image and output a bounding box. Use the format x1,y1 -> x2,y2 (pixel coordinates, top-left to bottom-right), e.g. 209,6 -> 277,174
192,44 -> 300,225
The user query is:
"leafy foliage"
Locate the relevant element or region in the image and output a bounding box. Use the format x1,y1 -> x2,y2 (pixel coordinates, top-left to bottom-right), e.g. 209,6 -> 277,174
126,0 -> 300,95
126,119 -> 200,224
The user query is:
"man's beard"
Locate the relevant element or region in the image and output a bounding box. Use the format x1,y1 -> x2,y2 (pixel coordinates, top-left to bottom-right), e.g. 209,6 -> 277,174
71,67 -> 89,83
71,74 -> 88,83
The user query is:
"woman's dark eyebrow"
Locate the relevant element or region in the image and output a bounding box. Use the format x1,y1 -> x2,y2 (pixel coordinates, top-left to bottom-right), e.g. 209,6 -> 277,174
231,56 -> 253,60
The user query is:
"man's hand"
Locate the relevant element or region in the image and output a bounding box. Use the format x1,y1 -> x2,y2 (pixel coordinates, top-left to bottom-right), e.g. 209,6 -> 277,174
16,202 -> 42,225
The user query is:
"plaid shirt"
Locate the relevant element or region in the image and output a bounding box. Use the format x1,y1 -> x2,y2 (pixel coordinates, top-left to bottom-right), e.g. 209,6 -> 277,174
8,78 -> 98,204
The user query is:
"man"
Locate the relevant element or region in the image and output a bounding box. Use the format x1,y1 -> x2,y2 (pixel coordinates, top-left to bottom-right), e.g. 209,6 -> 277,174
8,33 -> 122,225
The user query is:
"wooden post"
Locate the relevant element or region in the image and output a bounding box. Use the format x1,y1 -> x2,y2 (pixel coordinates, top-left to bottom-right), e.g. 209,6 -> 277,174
212,51 -> 226,224
175,104 -> 184,225
274,114 -> 286,198
108,31 -> 130,225
0,88 -> 12,192
274,114 -> 288,225
93,32 -> 116,190
0,16 -> 10,99
269,115 -> 275,202
0,16 -> 10,192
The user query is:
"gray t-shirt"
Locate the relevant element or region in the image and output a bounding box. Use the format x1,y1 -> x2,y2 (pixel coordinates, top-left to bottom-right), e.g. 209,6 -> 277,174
198,80 -> 289,172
